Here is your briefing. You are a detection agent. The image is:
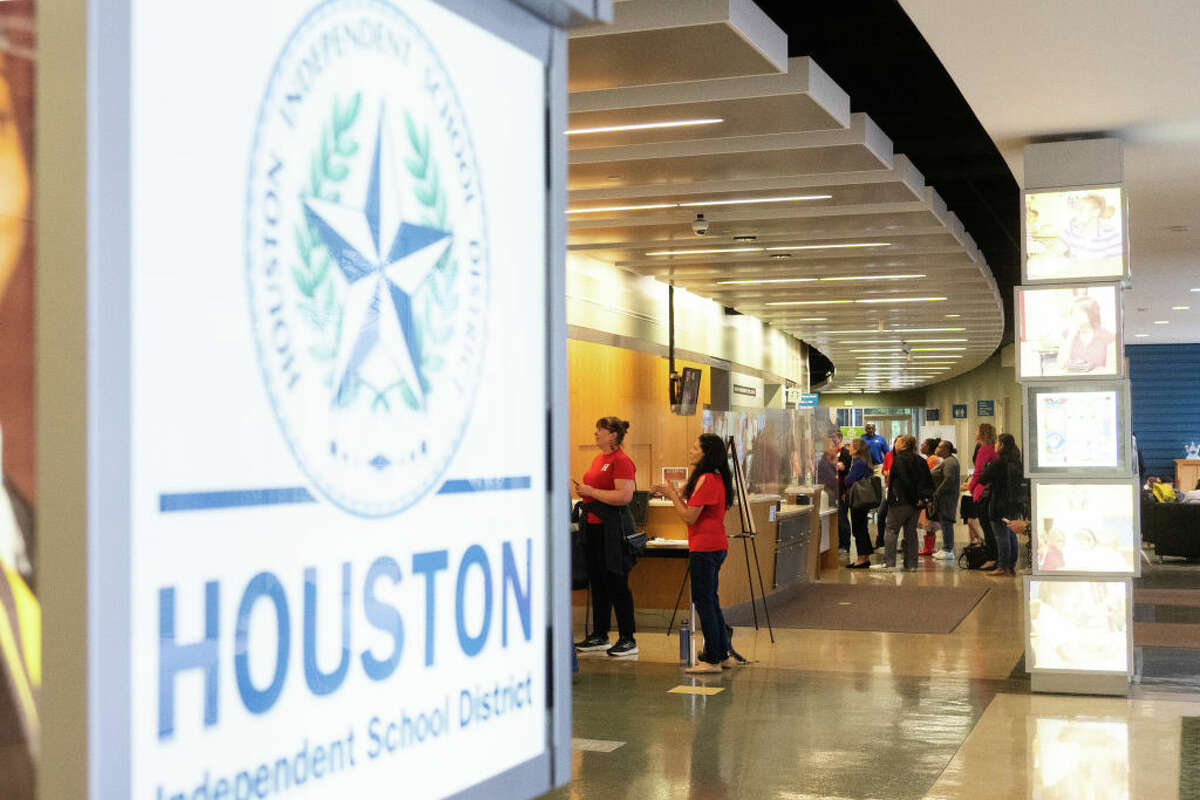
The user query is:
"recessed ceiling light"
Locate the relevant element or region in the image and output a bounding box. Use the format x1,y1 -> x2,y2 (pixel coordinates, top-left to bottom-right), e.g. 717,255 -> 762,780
644,246 -> 763,256
818,274 -> 926,282
716,278 -> 816,285
680,194 -> 831,208
762,296 -> 947,307
770,254 -> 792,260
857,297 -> 947,304
764,300 -> 856,306
1172,306 -> 1190,311
567,118 -> 724,135
944,314 -> 961,318
1154,320 -> 1170,325
717,273 -> 925,285
645,242 -> 890,256
1134,333 -> 1149,338
1192,288 -> 1200,293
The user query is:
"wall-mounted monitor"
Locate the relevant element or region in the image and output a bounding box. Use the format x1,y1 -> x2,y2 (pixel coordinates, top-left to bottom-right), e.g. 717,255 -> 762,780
1015,284 -> 1123,380
1025,577 -> 1132,675
1023,186 -> 1128,284
1031,479 -> 1140,576
671,366 -> 702,416
1024,382 -> 1132,477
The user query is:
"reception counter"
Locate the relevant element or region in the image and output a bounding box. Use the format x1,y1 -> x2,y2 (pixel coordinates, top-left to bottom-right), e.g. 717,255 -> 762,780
573,494 -> 823,630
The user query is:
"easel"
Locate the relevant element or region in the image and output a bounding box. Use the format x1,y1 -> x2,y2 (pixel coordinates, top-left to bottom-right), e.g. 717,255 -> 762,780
666,436 -> 775,654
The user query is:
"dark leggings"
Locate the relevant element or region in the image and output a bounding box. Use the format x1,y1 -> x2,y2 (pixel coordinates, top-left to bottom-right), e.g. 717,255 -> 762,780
850,506 -> 873,559
585,523 -> 635,639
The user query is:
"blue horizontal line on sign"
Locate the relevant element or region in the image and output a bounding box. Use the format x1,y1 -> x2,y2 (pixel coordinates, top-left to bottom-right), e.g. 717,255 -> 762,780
437,476 -> 532,494
159,487 -> 316,512
158,476 -> 533,512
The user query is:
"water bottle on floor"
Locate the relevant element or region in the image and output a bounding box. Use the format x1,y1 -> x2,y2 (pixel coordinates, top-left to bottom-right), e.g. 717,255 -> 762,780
679,620 -> 690,664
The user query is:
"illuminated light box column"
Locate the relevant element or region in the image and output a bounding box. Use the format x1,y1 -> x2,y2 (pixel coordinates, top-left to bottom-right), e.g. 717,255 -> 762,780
39,1 -> 611,799
1019,139 -> 1137,697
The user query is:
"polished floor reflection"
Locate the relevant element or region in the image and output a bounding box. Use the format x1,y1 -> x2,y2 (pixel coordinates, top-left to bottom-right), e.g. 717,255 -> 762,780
549,553 -> 1200,799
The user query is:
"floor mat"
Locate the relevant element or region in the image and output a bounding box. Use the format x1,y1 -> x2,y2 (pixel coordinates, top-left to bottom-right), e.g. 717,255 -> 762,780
724,582 -> 989,634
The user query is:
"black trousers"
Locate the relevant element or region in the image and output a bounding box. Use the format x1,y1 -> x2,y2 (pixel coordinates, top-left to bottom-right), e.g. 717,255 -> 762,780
850,505 -> 873,559
586,523 -> 635,639
837,495 -> 851,550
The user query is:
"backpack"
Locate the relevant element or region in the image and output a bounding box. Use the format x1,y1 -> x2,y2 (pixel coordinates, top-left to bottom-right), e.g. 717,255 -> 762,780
1002,461 -> 1028,520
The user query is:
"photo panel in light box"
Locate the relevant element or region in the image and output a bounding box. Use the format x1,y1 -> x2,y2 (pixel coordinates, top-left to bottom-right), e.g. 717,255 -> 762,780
1032,481 -> 1138,575
1016,284 -> 1123,380
1026,577 -> 1131,674
1025,383 -> 1131,477
1024,187 -> 1127,283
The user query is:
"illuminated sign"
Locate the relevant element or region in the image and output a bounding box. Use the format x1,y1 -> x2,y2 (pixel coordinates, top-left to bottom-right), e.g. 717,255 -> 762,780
1015,284 -> 1123,380
1024,187 -> 1126,283
108,0 -> 560,797
1025,577 -> 1131,674
1032,481 -> 1139,575
1024,383 -> 1131,477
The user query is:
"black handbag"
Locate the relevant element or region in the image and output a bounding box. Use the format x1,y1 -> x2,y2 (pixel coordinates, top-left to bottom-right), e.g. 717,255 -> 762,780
570,503 -> 589,590
958,542 -> 996,570
849,474 -> 881,510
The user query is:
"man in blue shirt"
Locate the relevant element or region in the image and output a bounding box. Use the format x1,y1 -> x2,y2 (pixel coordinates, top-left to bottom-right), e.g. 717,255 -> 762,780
863,424 -> 890,466
863,424 -> 891,547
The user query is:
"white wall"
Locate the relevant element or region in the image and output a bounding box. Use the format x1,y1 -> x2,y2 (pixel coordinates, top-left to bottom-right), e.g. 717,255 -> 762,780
566,252 -> 809,389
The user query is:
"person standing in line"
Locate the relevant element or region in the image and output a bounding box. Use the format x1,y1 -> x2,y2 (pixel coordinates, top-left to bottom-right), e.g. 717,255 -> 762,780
871,435 -> 933,572
979,433 -> 1025,577
843,438 -> 875,569
931,441 -> 961,561
875,435 -> 902,548
574,416 -> 639,657
963,423 -> 998,569
654,433 -> 735,674
833,431 -> 853,554
918,438 -> 943,556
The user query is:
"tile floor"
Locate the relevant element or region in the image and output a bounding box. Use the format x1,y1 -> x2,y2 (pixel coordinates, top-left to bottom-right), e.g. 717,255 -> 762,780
548,541 -> 1200,800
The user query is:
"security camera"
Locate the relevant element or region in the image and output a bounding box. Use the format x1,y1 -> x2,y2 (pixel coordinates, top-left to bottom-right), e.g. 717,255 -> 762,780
691,213 -> 709,236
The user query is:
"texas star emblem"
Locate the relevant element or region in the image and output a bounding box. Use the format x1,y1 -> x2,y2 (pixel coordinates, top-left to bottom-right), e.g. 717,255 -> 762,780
245,0 -> 489,517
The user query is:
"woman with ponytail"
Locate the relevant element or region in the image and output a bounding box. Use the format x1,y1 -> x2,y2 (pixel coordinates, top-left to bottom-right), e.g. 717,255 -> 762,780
654,433 -> 735,673
574,416 -> 639,657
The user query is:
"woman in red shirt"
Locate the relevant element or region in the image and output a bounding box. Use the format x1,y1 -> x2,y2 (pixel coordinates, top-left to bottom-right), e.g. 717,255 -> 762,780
573,416 -> 639,657
653,433 -> 734,674
963,422 -> 998,568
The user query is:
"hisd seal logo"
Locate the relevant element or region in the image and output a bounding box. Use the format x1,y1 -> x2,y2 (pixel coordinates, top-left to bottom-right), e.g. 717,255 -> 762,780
246,0 -> 488,517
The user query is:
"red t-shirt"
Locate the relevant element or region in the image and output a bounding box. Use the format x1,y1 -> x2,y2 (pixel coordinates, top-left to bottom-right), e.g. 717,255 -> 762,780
687,473 -> 728,552
583,449 -> 636,523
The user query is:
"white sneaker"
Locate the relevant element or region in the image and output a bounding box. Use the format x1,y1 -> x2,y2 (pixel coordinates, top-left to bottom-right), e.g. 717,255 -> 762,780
935,550 -> 956,561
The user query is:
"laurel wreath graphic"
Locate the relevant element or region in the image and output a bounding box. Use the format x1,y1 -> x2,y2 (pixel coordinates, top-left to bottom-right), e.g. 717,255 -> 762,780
293,93 -> 360,403
395,110 -> 459,412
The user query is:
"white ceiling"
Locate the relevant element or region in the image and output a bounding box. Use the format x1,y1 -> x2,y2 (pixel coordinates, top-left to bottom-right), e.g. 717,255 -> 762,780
567,0 -> 1004,392
898,0 -> 1200,344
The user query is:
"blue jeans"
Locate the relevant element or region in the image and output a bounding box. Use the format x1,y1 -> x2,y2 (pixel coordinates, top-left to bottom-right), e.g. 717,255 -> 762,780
690,550 -> 731,664
991,518 -> 1018,570
875,494 -> 889,548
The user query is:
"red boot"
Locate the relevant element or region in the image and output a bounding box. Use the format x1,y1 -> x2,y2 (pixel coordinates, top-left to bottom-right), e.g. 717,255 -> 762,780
919,533 -> 935,556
